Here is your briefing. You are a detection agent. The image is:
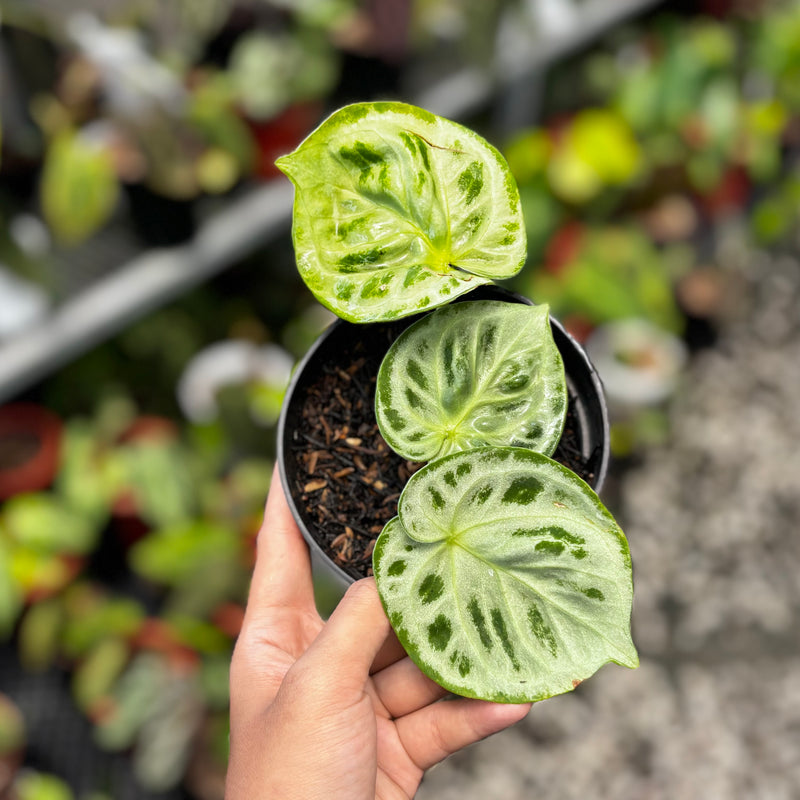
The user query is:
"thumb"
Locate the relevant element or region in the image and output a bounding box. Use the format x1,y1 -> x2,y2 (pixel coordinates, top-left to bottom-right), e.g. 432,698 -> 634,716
300,578 -> 392,684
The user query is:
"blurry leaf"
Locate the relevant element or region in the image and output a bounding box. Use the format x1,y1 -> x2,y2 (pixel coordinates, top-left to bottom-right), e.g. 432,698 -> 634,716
196,148 -> 240,194
62,596 -> 145,659
745,100 -> 788,137
222,458 -> 272,513
95,653 -> 169,751
247,381 -> 286,426
168,615 -> 229,655
504,128 -> 552,183
118,440 -> 196,529
10,547 -> 75,597
229,29 -> 339,121
129,521 -> 239,586
529,228 -> 685,334
40,130 -> 118,245
189,76 -> 256,174
18,597 -> 64,672
569,109 -> 642,185
518,183 -> 563,261
698,78 -> 739,148
72,637 -> 130,713
615,65 -> 661,133
547,147 -> 601,204
751,196 -> 791,244
14,773 -> 74,800
132,670 -> 203,792
55,423 -> 118,524
3,493 -> 98,556
0,538 -> 23,639
688,19 -> 735,68
229,33 -> 293,120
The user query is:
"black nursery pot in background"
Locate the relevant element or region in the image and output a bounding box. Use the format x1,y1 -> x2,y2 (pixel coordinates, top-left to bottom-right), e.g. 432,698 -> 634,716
277,286 -> 610,609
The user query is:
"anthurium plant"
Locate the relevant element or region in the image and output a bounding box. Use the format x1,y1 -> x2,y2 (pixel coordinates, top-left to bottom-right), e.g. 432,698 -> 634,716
277,101 -> 637,703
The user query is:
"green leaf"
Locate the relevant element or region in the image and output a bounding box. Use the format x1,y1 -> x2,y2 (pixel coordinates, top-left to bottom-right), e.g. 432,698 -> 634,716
0,538 -> 23,639
375,301 -> 566,461
373,447 -> 638,703
41,130 -> 118,245
3,493 -> 98,556
276,102 -> 526,322
129,521 -> 239,586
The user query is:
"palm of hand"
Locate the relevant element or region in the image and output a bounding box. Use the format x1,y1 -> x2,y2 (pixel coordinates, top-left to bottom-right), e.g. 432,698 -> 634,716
226,476 -> 530,800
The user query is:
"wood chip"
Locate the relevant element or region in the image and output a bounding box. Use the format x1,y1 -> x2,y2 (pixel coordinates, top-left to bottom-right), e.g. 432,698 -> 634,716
331,531 -> 350,549
333,467 -> 355,479
345,437 -> 363,447
319,416 -> 332,446
303,479 -> 327,492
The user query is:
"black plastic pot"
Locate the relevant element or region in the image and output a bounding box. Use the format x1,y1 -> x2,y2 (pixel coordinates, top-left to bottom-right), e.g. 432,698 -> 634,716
277,286 -> 609,608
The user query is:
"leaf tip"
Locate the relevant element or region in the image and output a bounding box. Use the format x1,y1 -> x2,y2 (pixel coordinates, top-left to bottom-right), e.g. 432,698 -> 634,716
274,152 -> 296,180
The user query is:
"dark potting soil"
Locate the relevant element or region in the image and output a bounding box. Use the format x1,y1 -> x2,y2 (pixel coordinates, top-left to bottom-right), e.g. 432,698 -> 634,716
289,330 -> 592,581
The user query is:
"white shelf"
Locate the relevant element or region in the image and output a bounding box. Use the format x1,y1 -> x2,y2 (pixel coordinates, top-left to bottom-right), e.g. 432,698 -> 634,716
0,180 -> 293,403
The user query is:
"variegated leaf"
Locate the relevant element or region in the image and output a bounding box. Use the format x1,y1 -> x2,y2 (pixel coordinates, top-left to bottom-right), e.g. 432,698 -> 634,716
373,447 -> 638,703
375,300 -> 567,461
275,102 -> 526,322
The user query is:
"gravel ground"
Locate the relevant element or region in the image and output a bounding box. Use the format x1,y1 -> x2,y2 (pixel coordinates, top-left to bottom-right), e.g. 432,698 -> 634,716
417,240 -> 800,800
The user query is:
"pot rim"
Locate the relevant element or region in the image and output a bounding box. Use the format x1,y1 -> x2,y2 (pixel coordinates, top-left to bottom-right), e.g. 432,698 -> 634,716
277,290 -> 609,589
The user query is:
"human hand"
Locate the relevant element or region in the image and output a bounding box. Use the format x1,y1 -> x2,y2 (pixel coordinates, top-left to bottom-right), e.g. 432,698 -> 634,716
226,470 -> 531,800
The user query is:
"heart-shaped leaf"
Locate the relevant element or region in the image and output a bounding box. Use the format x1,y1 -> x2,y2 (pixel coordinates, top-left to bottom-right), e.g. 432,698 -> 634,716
373,447 -> 638,703
375,300 -> 567,461
275,102 -> 526,322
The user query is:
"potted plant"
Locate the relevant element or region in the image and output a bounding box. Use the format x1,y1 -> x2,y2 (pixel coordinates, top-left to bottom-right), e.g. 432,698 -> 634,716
275,102 -> 637,704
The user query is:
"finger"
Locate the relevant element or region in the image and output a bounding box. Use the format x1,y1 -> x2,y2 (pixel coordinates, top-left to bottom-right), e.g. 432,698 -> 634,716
371,656 -> 449,718
370,628 -> 407,674
244,466 -> 316,624
396,697 -> 531,771
302,578 -> 391,682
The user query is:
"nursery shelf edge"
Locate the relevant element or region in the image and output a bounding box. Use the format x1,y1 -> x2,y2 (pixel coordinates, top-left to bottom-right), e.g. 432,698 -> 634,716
0,0 -> 663,403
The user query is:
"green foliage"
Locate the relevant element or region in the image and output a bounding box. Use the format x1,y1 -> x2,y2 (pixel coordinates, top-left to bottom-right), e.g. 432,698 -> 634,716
0,538 -> 23,639
228,29 -> 339,121
18,598 -> 64,671
374,447 -> 637,702
129,520 -> 240,587
276,102 -> 526,322
116,439 -> 197,529
2,493 -> 98,556
72,637 -> 130,713
376,301 -> 566,461
547,109 -> 642,204
13,773 -> 74,800
40,131 -> 118,245
61,594 -> 145,659
522,227 -> 687,334
94,652 -> 204,792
